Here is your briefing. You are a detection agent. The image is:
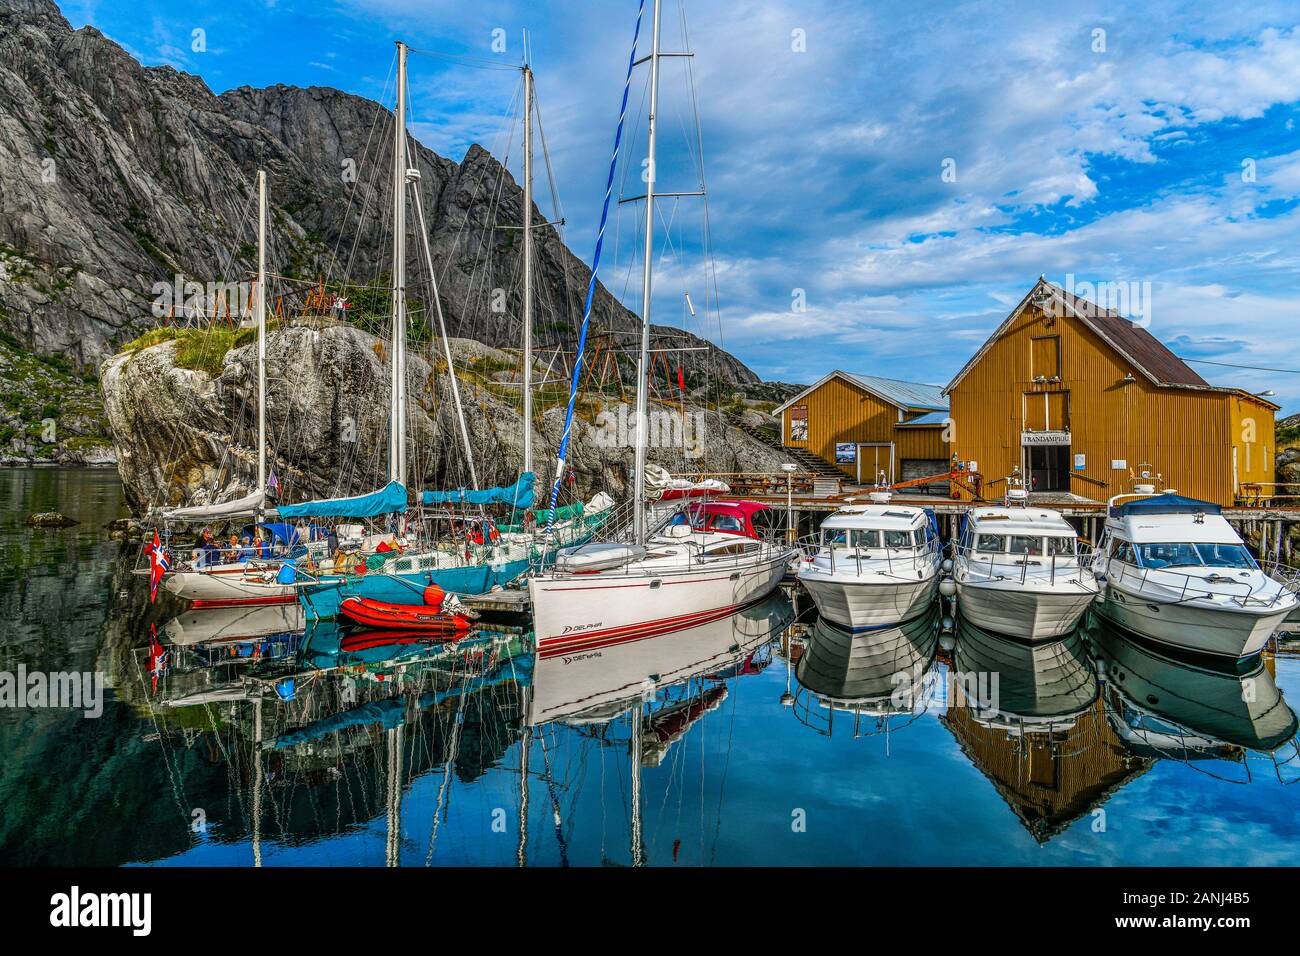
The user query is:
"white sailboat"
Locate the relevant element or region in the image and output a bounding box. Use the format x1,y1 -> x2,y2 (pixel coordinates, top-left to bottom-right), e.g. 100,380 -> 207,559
154,169 -> 298,606
526,0 -> 795,656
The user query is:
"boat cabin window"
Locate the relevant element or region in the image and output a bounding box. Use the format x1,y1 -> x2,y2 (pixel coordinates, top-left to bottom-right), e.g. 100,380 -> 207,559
704,540 -> 759,557
1135,542 -> 1202,569
1113,540 -> 1137,565
1008,535 -> 1041,556
883,529 -> 913,549
709,513 -> 745,534
1045,536 -> 1075,557
1193,543 -> 1256,569
1136,542 -> 1256,570
975,533 -> 1005,552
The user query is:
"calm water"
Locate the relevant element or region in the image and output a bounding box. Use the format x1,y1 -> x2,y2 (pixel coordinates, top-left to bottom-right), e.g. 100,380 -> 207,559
2,467 -> 1299,867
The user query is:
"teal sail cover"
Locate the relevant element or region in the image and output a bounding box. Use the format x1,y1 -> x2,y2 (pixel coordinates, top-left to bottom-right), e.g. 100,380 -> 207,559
421,472 -> 535,509
274,481 -> 408,519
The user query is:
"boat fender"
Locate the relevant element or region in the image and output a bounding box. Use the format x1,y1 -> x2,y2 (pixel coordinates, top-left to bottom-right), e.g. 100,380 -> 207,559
423,584 -> 446,607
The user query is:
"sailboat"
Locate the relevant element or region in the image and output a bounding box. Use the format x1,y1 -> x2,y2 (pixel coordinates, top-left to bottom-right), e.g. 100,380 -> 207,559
294,44 -> 599,620
150,169 -> 301,607
526,0 -> 795,655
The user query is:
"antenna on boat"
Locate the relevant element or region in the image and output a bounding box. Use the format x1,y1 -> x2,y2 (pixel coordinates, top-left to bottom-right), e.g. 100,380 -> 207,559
632,0 -> 664,547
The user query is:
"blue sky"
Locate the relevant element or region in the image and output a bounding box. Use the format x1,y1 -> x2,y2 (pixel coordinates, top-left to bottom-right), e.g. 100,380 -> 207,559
62,0 -> 1300,412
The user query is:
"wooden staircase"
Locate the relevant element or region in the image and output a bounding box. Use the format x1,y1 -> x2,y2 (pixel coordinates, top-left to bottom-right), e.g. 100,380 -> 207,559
728,415 -> 845,480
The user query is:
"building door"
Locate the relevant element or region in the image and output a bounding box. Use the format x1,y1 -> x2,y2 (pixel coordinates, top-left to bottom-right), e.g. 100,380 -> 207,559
857,443 -> 894,484
1027,445 -> 1069,492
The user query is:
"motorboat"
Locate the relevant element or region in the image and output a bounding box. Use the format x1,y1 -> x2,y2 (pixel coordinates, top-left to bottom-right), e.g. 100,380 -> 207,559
1087,612 -> 1298,758
951,616 -> 1098,733
796,501 -> 941,629
1094,492 -> 1299,659
791,602 -> 941,733
953,504 -> 1098,640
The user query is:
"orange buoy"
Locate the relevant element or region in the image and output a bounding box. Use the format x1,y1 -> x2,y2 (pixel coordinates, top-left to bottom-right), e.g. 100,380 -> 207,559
423,584 -> 445,607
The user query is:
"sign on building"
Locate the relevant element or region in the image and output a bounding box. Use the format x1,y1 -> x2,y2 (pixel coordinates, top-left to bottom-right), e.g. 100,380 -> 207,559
1021,430 -> 1070,446
835,442 -> 856,464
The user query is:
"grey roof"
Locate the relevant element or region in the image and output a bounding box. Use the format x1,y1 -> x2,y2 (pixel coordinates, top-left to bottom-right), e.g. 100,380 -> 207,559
773,371 -> 949,416
897,410 -> 950,426
842,373 -> 948,411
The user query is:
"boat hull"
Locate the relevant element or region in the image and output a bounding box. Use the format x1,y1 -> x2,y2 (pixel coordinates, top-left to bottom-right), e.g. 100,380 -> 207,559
1097,583 -> 1290,659
162,565 -> 296,606
955,581 -> 1097,641
528,551 -> 789,658
799,573 -> 937,629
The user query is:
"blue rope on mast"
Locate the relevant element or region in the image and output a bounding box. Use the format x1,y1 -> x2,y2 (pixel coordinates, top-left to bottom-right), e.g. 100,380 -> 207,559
545,0 -> 646,539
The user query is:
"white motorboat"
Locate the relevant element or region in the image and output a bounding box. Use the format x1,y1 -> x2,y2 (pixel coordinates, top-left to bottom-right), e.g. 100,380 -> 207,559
1088,612 -> 1298,758
796,501 -> 941,629
953,504 -> 1098,640
1094,491 -> 1299,659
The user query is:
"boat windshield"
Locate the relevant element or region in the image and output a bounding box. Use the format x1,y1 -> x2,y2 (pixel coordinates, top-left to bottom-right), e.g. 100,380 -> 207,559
1135,542 -> 1256,570
823,528 -> 914,550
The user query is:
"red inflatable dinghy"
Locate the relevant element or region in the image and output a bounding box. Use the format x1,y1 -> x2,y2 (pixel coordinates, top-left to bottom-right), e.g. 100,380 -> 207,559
338,596 -> 472,634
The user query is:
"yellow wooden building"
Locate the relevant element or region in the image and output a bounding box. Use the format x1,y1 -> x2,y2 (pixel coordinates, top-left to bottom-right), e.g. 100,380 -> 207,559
944,278 -> 1278,506
775,371 -> 951,484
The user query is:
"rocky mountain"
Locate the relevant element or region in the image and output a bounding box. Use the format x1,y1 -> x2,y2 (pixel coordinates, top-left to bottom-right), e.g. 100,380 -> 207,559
102,322 -> 790,512
0,0 -> 758,389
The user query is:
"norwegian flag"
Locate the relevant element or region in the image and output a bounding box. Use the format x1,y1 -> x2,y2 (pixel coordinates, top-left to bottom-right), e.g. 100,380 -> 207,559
145,530 -> 170,604
148,624 -> 169,694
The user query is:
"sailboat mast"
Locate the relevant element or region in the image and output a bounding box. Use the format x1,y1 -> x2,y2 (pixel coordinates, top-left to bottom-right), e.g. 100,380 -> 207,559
256,170 -> 268,510
522,62 -> 535,477
632,0 -> 663,547
390,41 -> 409,488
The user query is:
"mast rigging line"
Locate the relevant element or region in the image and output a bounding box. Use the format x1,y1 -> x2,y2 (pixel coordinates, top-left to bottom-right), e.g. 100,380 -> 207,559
545,0 -> 649,539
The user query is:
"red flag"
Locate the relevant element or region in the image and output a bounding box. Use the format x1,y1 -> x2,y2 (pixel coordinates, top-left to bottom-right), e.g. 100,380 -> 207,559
677,367 -> 686,392
148,623 -> 169,694
145,530 -> 170,604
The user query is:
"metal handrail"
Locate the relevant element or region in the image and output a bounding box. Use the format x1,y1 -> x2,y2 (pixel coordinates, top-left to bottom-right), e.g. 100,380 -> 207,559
1103,554 -> 1300,609
797,531 -> 942,579
953,541 -> 1096,587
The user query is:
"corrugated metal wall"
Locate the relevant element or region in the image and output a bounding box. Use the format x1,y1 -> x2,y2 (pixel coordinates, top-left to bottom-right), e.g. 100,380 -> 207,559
782,376 -> 949,479
948,305 -> 1275,506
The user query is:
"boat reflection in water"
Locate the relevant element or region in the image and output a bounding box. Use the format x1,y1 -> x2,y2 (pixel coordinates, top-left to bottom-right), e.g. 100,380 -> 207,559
790,602 -> 941,738
522,591 -> 794,865
1085,611 -> 1299,774
941,617 -> 1137,843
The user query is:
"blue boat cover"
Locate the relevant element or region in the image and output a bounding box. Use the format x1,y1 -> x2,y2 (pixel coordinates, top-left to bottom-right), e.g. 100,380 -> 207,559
1110,492 -> 1221,517
275,481 -> 408,519
422,472 -> 535,509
